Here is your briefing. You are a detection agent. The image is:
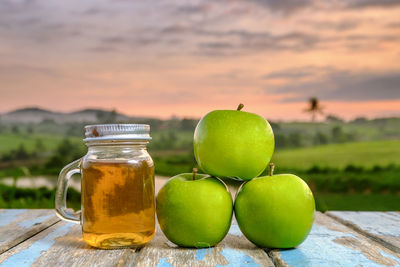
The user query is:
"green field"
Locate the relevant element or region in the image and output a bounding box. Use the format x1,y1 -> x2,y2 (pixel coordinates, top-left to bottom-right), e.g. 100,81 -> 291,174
1,133 -> 399,175
1,127 -> 400,211
150,140 -> 400,176
276,118 -> 400,143
0,131 -> 193,155
315,193 -> 400,211
0,133 -> 83,153
272,140 -> 400,170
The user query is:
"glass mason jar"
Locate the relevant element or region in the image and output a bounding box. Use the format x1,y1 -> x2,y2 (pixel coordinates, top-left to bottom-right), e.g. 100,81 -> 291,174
55,124 -> 155,249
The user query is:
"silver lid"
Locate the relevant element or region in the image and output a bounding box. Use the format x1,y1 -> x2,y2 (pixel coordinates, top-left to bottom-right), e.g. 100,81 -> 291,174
83,124 -> 151,142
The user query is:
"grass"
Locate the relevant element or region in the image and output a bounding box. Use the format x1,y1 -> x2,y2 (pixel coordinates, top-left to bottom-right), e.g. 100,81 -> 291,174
0,133 -> 83,153
152,140 -> 400,178
272,140 -> 400,170
0,184 -> 80,210
148,130 -> 193,151
153,153 -> 196,176
302,169 -> 400,193
315,193 -> 400,211
277,118 -> 400,141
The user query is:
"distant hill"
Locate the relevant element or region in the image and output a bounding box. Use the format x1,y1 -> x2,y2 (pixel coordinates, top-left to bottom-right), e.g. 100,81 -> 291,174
0,107 -> 144,124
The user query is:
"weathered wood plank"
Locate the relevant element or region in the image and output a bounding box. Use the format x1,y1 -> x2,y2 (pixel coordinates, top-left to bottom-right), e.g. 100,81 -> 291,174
132,222 -> 274,267
3,210 -> 399,267
269,212 -> 400,267
0,209 -> 59,254
327,211 -> 400,254
0,221 -> 140,267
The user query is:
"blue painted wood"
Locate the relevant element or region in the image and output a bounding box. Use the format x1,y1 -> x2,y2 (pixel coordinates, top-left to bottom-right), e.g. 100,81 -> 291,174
328,211 -> 400,237
0,223 -> 73,266
279,224 -> 399,267
193,246 -> 260,267
270,213 -> 400,267
0,210 -> 26,227
134,222 -> 273,266
2,210 -> 399,266
155,258 -> 174,267
195,248 -> 213,261
217,247 -> 259,267
0,221 -> 140,266
327,211 -> 400,253
228,224 -> 242,237
18,214 -> 54,229
0,209 -> 59,254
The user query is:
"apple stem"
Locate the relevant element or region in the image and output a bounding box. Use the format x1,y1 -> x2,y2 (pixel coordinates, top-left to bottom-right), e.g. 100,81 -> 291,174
269,163 -> 275,176
192,168 -> 198,180
237,103 -> 244,111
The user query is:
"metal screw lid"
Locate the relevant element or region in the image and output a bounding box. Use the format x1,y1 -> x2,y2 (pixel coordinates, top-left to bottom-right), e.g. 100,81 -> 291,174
83,124 -> 151,142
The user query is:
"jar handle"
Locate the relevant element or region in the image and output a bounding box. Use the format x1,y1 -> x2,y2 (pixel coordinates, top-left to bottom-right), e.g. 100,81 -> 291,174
55,158 -> 82,224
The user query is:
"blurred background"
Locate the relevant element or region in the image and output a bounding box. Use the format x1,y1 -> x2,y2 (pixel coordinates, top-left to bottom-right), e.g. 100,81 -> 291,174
0,0 -> 399,211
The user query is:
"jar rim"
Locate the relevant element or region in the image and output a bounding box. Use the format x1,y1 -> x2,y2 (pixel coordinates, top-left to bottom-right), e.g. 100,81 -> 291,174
83,124 -> 151,142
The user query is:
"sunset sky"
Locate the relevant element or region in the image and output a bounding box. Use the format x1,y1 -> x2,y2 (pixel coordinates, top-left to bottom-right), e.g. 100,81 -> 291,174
1,0 -> 400,121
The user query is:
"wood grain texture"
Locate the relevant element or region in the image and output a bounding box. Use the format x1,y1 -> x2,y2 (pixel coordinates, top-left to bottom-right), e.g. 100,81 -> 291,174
269,212 -> 400,267
327,211 -> 400,254
0,221 -> 141,267
0,209 -> 59,254
132,223 -> 274,267
2,210 -> 400,267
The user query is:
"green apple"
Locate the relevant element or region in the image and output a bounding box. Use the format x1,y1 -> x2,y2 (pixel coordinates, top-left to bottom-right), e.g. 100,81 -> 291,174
234,164 -> 315,248
156,170 -> 233,248
194,104 -> 274,180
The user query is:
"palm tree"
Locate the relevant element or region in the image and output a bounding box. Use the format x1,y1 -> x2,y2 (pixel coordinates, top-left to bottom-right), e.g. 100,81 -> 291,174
304,97 -> 323,122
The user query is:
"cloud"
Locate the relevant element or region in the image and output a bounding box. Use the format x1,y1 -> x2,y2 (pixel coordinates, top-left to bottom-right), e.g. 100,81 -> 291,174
156,18 -> 400,56
81,7 -> 107,16
265,67 -> 400,102
263,66 -> 335,80
198,42 -> 234,50
386,22 -> 400,29
0,64 -> 60,78
169,0 -> 314,19
194,30 -> 321,56
0,0 -> 39,14
347,0 -> 400,9
3,0 -> 396,60
87,33 -> 163,54
88,45 -> 118,53
173,4 -> 213,15
249,0 -> 314,14
101,35 -> 157,46
0,1 -> 82,45
301,19 -> 360,32
159,22 -> 400,56
108,23 -> 324,56
340,33 -> 400,51
160,24 -> 189,34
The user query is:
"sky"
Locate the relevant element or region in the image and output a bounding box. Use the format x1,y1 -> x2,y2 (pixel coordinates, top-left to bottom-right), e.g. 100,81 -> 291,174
1,0 -> 400,121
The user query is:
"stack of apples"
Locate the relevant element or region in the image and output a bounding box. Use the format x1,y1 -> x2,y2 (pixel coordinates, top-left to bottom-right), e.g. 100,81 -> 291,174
156,104 -> 315,248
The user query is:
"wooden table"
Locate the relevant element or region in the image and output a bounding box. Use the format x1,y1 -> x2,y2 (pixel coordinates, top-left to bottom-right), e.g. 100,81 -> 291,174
0,210 -> 399,266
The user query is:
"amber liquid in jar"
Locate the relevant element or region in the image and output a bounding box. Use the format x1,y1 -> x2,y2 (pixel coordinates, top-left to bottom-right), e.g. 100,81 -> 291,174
81,160 -> 155,249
